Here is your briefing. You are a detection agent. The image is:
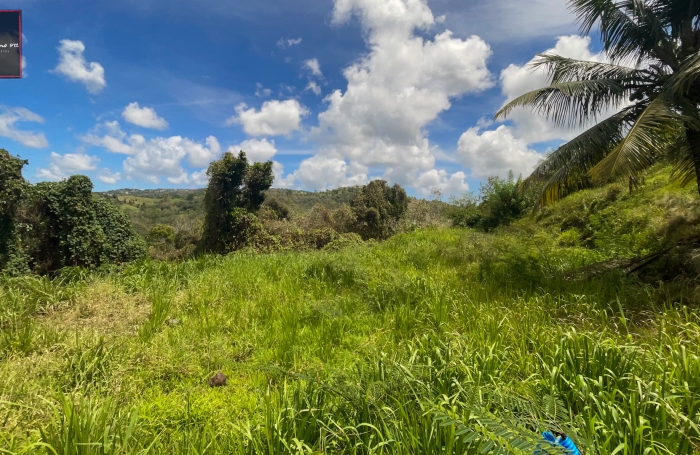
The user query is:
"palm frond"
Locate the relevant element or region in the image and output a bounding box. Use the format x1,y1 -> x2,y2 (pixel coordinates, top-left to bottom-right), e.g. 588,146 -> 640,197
666,51 -> 700,98
531,54 -> 643,84
660,0 -> 700,47
525,107 -> 635,207
568,0 -> 672,64
495,80 -> 630,128
669,140 -> 696,187
531,109 -> 632,179
432,408 -> 572,455
525,106 -> 635,207
590,96 -> 682,181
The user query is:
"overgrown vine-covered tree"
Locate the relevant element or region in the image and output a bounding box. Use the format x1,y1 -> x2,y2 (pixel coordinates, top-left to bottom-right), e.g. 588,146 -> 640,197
0,149 -> 29,273
496,0 -> 700,206
351,180 -> 408,240
20,176 -> 147,273
201,151 -> 274,253
1,151 -> 146,275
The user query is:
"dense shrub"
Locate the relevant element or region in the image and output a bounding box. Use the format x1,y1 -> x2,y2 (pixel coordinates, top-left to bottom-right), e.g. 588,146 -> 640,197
92,197 -> 148,265
281,228 -> 340,250
351,180 -> 408,240
331,205 -> 355,233
445,193 -> 484,230
0,152 -> 145,275
0,150 -> 29,274
399,198 -> 449,232
17,177 -> 146,274
201,151 -> 274,254
261,197 -> 290,220
297,204 -> 354,233
323,232 -> 364,251
144,219 -> 203,261
146,224 -> 176,248
448,171 -> 535,232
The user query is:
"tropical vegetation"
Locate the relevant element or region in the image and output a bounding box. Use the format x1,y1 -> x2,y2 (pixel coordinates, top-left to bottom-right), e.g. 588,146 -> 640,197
2,164 -> 700,454
4,1 -> 700,453
497,0 -> 700,205
0,149 -> 146,276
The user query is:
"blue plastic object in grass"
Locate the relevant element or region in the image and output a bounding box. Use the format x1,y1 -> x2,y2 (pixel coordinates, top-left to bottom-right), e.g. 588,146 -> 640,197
538,431 -> 581,455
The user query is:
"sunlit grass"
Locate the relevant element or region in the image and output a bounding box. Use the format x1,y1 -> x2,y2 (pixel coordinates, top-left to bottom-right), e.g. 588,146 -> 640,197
2,170 -> 700,454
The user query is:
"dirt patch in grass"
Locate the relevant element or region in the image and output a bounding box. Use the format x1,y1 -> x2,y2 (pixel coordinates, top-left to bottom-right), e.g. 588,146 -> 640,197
41,281 -> 151,337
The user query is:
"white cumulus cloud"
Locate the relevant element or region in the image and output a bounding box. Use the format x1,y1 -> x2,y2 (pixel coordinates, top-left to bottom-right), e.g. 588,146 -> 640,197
80,121 -> 222,184
0,106 -> 48,148
122,102 -> 169,130
121,135 -> 221,183
52,39 -> 106,94
36,151 -> 99,181
189,169 -> 209,186
98,168 -> 121,185
308,0 -> 492,187
305,81 -> 322,96
80,121 -> 219,168
412,169 -> 469,196
292,155 -> 368,191
80,121 -> 142,154
122,136 -> 189,184
188,136 -> 221,167
227,138 -> 277,163
456,125 -> 542,179
272,161 -> 298,189
303,58 -> 323,77
228,99 -> 309,136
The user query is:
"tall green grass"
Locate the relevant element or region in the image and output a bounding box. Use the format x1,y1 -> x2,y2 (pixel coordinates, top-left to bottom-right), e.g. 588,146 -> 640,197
2,172 -> 700,454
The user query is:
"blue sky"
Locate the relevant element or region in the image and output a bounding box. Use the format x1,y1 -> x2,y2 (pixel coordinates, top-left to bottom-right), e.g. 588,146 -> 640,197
0,0 -> 608,196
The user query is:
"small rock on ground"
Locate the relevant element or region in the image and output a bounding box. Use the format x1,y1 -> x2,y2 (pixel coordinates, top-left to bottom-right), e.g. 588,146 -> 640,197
208,372 -> 227,387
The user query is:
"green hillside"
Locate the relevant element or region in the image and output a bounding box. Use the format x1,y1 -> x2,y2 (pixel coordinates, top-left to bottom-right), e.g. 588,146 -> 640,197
100,186 -> 446,238
100,187 -> 361,236
2,165 -> 700,453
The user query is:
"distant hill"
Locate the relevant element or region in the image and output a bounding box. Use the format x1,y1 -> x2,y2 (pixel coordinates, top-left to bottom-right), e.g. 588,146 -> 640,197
99,187 -> 362,236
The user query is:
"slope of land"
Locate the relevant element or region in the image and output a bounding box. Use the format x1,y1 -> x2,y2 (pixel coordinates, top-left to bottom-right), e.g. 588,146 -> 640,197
100,187 -> 361,236
101,186 -> 446,237
2,165 -> 700,454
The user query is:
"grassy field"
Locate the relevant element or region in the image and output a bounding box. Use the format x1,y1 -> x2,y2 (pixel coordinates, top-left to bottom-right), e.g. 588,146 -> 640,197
2,169 -> 700,454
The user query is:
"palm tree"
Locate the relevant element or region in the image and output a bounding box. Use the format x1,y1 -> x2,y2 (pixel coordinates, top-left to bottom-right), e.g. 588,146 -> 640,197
495,0 -> 700,206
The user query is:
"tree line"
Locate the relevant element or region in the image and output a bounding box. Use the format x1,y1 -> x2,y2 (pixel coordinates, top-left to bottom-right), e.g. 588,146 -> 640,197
195,151 -> 409,254
0,149 -> 146,275
0,149 -> 411,275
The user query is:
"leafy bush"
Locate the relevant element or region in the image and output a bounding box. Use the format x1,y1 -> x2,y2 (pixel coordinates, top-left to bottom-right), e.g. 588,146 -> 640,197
144,220 -> 203,261
399,198 -> 449,232
200,151 -> 274,254
281,228 -> 340,250
323,232 -> 364,251
146,224 -> 176,249
0,149 -> 29,275
30,177 -> 145,272
92,197 -> 147,265
261,197 -> 290,220
445,193 -> 485,230
1,152 -> 146,274
351,180 -> 408,240
448,171 -> 535,232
